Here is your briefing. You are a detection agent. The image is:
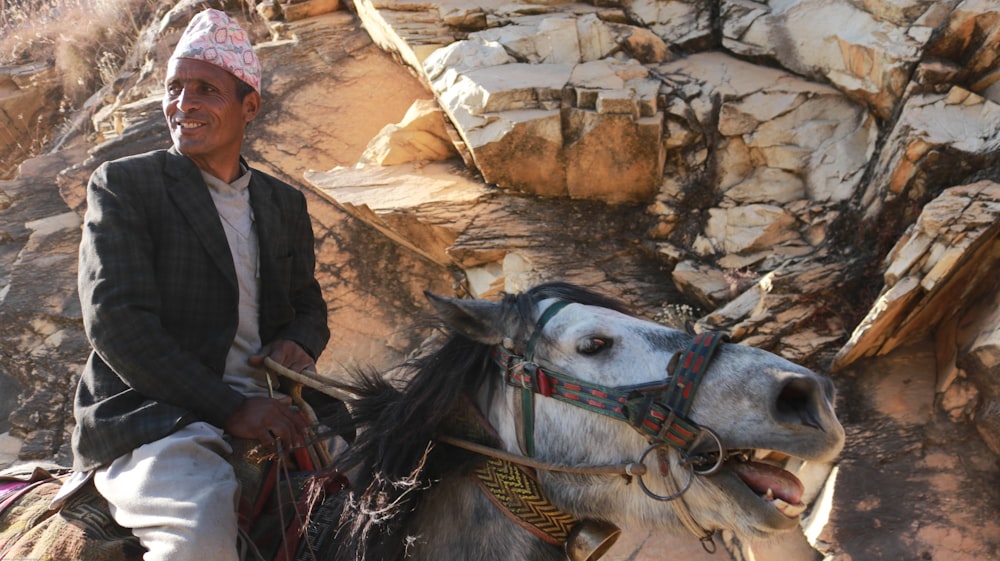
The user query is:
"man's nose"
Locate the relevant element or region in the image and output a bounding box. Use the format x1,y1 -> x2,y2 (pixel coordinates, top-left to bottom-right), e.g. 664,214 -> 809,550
175,88 -> 199,112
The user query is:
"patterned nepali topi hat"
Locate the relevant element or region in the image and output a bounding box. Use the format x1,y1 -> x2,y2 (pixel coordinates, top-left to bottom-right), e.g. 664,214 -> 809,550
170,8 -> 261,93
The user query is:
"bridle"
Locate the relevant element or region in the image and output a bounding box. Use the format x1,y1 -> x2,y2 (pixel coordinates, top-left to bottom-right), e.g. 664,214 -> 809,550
445,299 -> 731,554
498,301 -> 729,478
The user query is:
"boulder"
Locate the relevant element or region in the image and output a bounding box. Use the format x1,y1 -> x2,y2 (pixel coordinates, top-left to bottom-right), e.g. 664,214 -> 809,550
720,0 -> 949,119
838,181 -> 1000,364
358,99 -> 459,166
623,0 -> 713,49
282,0 -> 339,22
923,0 -> 1000,104
306,161 -> 677,311
859,89 -> 1000,227
0,63 -> 62,179
304,161 -> 487,266
702,204 -> 801,255
655,52 -> 877,206
963,299 -> 1000,455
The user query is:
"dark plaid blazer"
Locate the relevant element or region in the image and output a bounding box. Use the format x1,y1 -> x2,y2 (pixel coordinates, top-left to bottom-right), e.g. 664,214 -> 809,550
71,147 -> 330,471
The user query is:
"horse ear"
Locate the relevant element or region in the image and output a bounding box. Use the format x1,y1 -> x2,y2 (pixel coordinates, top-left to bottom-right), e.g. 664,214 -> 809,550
424,291 -> 506,345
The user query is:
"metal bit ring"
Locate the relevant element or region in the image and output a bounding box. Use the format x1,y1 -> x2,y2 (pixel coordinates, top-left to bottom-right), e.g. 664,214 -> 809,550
636,444 -> 694,502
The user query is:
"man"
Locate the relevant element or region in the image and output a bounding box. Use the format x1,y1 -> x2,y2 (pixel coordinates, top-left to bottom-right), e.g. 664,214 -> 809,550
62,9 -> 331,561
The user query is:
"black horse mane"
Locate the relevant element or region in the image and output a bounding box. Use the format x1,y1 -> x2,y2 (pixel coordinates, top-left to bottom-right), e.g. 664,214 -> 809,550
330,282 -> 629,561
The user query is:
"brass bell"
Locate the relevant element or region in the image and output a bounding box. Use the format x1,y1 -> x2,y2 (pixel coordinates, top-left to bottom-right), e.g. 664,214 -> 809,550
565,519 -> 621,561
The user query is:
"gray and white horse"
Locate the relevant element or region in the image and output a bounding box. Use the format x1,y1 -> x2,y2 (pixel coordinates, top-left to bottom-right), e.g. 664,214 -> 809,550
333,282 -> 845,561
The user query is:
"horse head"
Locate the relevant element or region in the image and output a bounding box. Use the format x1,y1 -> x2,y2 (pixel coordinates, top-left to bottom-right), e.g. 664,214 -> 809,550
339,282 -> 845,561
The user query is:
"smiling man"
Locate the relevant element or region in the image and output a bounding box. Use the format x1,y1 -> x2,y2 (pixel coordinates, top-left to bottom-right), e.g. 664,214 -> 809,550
63,9 -> 332,561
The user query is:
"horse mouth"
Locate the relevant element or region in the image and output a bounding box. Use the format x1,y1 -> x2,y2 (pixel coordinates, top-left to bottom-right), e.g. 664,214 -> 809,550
728,450 -> 806,517
694,449 -> 807,520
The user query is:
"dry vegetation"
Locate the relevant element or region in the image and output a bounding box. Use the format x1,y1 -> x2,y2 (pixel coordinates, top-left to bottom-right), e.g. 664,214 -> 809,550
0,0 -> 159,175
1,0 -> 156,106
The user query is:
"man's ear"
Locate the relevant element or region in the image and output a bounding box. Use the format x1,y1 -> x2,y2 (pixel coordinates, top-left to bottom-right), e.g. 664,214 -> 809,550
243,90 -> 261,123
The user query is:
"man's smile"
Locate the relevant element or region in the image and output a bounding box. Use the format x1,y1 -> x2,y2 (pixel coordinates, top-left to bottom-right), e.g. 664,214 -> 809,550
174,118 -> 206,130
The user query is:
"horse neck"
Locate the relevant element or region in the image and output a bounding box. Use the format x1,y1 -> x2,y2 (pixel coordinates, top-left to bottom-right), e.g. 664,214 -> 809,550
405,475 -> 565,561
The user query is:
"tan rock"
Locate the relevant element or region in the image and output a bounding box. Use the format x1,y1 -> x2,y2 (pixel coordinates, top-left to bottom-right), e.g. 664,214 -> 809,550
698,261 -> 848,363
439,4 -> 487,30
672,260 -> 733,309
563,111 -> 663,203
860,90 -> 1000,224
721,0 -> 941,119
256,0 -> 282,21
468,108 -> 568,198
940,378 -> 979,422
355,4 -> 673,202
0,63 -> 61,179
656,52 -> 876,205
624,0 -> 713,47
614,23 -> 672,63
305,161 -> 487,265
703,204 -> 801,255
475,15 -> 586,64
836,181 -> 1000,370
359,99 -> 458,166
283,0 -> 340,22
431,56 -> 665,202
723,167 -> 806,204
925,0 -> 1000,104
961,287 -> 1000,455
0,433 -> 22,468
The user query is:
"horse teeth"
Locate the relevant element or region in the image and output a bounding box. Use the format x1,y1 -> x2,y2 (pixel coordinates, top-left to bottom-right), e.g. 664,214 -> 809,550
765,488 -> 774,500
773,498 -> 806,517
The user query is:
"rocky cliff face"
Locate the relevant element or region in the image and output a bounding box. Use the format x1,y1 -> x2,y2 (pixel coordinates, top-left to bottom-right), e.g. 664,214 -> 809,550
0,0 -> 998,560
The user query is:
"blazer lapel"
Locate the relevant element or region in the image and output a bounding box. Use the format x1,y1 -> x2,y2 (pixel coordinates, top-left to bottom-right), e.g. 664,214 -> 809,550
248,170 -> 284,329
164,148 -> 237,287
248,168 -> 280,282
248,170 -> 279,265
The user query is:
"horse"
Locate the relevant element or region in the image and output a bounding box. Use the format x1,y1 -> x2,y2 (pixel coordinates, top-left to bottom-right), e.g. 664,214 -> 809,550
330,281 -> 845,561
0,282 -> 845,561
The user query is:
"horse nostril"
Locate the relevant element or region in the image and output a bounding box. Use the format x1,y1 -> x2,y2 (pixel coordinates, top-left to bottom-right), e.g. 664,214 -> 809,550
775,376 -> 823,430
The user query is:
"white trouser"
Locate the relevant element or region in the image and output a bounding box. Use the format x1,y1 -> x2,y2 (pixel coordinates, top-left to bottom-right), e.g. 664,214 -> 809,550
93,422 -> 240,561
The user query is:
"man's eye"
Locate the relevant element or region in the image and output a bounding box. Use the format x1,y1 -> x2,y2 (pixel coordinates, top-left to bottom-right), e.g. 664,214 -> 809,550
578,337 -> 611,355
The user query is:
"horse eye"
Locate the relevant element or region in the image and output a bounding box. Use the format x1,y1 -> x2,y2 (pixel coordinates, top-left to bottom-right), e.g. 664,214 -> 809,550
578,337 -> 611,355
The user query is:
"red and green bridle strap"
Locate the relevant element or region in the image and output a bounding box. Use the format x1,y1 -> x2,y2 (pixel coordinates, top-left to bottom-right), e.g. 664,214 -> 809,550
516,301 -> 571,457
496,304 -> 726,455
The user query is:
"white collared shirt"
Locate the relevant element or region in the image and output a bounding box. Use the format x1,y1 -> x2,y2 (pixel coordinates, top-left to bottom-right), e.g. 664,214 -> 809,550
201,167 -> 271,398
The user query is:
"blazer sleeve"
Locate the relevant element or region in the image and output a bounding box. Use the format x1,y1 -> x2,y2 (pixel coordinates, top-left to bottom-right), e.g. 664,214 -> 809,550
79,161 -> 245,428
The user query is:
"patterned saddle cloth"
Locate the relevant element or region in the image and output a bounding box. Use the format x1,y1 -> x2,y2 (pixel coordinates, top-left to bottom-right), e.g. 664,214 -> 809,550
0,442 -> 348,561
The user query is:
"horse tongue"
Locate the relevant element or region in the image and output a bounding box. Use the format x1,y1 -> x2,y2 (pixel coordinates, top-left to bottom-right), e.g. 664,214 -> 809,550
730,461 -> 804,505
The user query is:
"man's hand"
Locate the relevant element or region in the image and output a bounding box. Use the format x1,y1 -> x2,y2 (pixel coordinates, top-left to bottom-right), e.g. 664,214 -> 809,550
249,339 -> 315,373
234,339 -> 315,450
223,395 -> 309,450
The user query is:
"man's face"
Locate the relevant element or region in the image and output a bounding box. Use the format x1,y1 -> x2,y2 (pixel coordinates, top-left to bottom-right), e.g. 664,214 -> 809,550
162,57 -> 259,179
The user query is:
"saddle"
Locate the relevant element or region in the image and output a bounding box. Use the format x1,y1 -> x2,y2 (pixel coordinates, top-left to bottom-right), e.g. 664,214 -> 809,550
0,442 -> 348,561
